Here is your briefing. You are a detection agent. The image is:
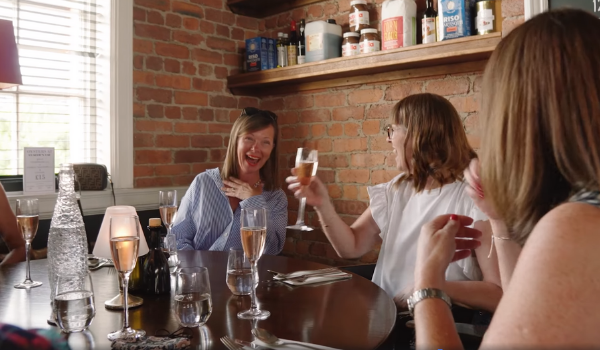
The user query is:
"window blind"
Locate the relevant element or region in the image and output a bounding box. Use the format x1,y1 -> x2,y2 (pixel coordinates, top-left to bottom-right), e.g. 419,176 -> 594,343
0,0 -> 109,175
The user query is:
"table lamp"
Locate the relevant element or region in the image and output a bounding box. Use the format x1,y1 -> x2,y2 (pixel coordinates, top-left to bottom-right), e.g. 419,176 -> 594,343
0,19 -> 22,90
94,206 -> 149,310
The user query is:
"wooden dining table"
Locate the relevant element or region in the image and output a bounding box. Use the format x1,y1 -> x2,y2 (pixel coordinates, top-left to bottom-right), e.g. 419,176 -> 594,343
0,250 -> 397,350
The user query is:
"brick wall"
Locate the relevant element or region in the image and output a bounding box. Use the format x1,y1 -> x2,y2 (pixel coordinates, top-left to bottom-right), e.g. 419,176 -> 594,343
131,0 -> 524,266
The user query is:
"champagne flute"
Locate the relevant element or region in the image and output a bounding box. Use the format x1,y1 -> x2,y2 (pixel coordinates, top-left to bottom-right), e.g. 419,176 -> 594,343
107,215 -> 145,341
14,198 -> 42,289
286,147 -> 319,231
159,190 -> 179,268
237,208 -> 269,320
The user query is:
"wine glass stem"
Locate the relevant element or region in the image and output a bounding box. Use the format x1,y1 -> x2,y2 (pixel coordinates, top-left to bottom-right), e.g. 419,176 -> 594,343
249,261 -> 259,311
122,273 -> 130,330
295,197 -> 307,225
24,240 -> 31,282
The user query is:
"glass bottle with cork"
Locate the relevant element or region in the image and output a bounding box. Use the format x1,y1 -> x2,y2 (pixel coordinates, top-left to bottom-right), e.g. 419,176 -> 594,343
287,20 -> 298,66
422,0 -> 437,43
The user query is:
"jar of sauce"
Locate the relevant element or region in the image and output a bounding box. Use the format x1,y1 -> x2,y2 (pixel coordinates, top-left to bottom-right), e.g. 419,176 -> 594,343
350,0 -> 370,32
342,32 -> 360,57
360,28 -> 380,54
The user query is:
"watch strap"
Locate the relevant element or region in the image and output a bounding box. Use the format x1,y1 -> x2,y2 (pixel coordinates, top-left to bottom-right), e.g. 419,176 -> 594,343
407,288 -> 452,316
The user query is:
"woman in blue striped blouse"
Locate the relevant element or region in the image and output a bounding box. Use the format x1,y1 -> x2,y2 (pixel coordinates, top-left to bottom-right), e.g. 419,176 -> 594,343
172,108 -> 287,255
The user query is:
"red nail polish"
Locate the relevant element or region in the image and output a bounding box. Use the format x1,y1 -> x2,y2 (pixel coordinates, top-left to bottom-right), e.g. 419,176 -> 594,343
450,214 -> 458,221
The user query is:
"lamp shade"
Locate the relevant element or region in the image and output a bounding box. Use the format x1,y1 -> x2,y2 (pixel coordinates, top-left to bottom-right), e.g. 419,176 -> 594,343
0,19 -> 22,89
93,206 -> 149,260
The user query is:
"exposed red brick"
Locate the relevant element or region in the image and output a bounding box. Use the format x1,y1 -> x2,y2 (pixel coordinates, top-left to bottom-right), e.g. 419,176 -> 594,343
133,103 -> 145,118
134,133 -> 154,148
147,10 -> 164,25
174,150 -> 208,163
134,0 -> 170,12
190,0 -> 222,9
216,24 -> 229,38
349,89 -> 384,104
164,58 -> 181,73
184,18 -> 200,31
133,38 -> 153,54
145,56 -> 163,71
165,106 -> 181,119
156,134 -> 189,148
174,121 -> 207,133
206,36 -> 237,52
199,108 -> 215,121
231,27 -> 244,40
449,94 -> 480,114
502,0 -> 524,18
208,123 -> 232,134
166,13 -> 182,28
351,153 -> 386,167
385,81 -> 423,101
314,92 -> 346,107
191,134 -> 223,147
133,7 -> 146,22
366,104 -> 393,119
236,16 -> 258,30
135,150 -> 172,164
134,23 -> 170,41
193,49 -> 223,64
192,78 -> 224,92
135,120 -> 172,132
155,74 -> 191,90
155,42 -> 189,59
172,1 -> 204,19
134,165 -> 154,177
146,104 -> 164,118
174,91 -> 208,106
172,31 -> 204,46
300,109 -> 330,123
204,8 -> 223,23
333,138 -> 367,153
362,119 -> 382,135
333,200 -> 368,216
323,3 -> 338,15
133,55 -> 143,69
344,122 -> 360,137
133,71 -> 154,85
136,87 -> 172,103
209,95 -> 237,108
425,78 -> 470,96
285,95 -> 313,109
154,164 -> 190,176
333,106 -> 364,121
371,169 -> 400,184
182,61 -> 196,75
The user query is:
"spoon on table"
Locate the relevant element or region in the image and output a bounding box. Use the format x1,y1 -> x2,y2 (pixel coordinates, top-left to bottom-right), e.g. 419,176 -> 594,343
252,328 -> 335,350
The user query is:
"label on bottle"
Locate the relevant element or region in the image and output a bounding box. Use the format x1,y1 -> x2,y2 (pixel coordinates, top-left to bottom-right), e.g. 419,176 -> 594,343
277,45 -> 287,67
350,10 -> 370,27
382,16 -> 403,50
360,39 -> 380,53
422,17 -> 437,43
287,45 -> 297,66
297,55 -> 305,64
476,9 -> 495,34
342,42 -> 360,57
307,33 -> 323,52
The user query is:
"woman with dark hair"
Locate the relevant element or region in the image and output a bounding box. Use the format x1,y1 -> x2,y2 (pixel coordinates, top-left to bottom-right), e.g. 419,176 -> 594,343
173,108 -> 287,254
413,9 -> 600,348
287,93 -> 501,312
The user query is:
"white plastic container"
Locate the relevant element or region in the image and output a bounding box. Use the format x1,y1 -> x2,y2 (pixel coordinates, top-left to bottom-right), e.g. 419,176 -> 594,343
381,0 -> 417,50
305,20 -> 342,62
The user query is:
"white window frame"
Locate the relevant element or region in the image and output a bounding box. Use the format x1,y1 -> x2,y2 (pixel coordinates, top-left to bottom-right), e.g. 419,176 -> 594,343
525,0 -> 548,20
7,0 -> 188,218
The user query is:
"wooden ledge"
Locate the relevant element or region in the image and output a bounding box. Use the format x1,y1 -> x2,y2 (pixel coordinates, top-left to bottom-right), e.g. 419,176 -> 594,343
227,0 -> 325,18
227,32 -> 501,96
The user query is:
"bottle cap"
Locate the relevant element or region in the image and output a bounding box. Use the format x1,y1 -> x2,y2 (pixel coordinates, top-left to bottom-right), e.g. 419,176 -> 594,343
327,19 -> 337,24
351,0 -> 367,5
149,218 -> 162,226
361,28 -> 378,34
344,32 -> 360,38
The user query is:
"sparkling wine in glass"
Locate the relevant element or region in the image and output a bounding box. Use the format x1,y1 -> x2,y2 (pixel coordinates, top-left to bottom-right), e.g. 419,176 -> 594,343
14,198 -> 42,289
159,190 -> 179,268
286,148 -> 318,231
238,208 -> 269,320
107,215 -> 145,341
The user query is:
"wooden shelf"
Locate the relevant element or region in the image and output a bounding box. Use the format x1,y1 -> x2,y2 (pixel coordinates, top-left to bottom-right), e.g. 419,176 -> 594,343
227,33 -> 502,96
227,0 -> 324,18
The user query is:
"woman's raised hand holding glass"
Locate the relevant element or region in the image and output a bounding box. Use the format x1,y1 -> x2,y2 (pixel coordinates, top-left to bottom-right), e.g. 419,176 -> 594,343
286,148 -> 318,231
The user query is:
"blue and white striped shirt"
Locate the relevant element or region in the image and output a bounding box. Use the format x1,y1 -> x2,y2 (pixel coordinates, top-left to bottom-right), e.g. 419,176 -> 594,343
172,168 -> 288,255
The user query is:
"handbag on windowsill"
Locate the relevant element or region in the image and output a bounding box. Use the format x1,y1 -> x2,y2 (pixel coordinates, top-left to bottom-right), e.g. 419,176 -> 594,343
71,163 -> 116,211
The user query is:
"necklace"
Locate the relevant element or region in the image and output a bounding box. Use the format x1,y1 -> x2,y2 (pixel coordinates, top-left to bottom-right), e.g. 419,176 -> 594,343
253,179 -> 262,188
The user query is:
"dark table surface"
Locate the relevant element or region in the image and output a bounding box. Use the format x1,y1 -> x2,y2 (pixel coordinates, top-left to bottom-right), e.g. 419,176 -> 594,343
0,250 -> 396,350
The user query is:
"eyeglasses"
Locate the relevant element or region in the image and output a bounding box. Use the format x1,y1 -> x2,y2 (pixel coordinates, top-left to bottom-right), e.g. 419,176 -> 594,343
241,107 -> 278,122
385,125 -> 394,139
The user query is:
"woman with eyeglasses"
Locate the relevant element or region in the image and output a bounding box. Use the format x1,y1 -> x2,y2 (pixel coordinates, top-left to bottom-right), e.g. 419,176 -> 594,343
172,107 -> 287,254
413,9 -> 600,349
287,93 -> 502,321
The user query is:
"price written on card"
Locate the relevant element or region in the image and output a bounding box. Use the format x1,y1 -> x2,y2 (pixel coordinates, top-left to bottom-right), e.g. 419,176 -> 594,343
23,147 -> 55,195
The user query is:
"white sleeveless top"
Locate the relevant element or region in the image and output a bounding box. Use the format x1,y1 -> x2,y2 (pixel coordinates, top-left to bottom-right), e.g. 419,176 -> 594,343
368,174 -> 488,299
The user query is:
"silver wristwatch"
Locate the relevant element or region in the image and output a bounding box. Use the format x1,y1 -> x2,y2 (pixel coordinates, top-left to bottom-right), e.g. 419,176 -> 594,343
407,288 -> 452,316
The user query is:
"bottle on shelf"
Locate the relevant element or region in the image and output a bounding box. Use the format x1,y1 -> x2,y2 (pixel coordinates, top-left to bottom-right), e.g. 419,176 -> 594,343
142,218 -> 171,295
287,20 -> 298,66
276,32 -> 287,68
422,0 -> 437,43
298,19 -> 306,64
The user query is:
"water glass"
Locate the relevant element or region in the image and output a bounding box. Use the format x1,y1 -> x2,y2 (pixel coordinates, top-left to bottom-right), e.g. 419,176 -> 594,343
164,233 -> 180,269
226,248 -> 256,296
54,271 -> 95,333
175,267 -> 212,327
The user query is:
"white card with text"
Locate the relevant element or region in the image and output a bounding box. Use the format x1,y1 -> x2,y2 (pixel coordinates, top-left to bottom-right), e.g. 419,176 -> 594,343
23,147 -> 55,195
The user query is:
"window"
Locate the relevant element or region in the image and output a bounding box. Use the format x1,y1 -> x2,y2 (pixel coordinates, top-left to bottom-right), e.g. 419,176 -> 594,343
0,0 -> 110,175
